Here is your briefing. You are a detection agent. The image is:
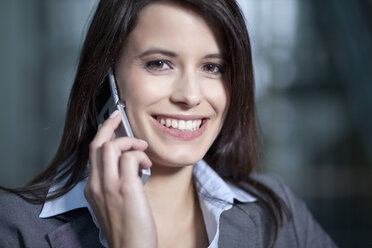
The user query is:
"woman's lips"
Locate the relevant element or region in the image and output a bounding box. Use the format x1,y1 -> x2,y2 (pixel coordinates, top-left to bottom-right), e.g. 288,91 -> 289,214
151,115 -> 208,140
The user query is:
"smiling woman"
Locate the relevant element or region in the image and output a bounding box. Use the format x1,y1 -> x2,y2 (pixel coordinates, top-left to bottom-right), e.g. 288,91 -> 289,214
0,0 -> 337,248
116,3 -> 229,168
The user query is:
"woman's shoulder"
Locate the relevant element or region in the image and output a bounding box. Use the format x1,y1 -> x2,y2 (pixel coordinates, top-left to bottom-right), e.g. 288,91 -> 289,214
236,173 -> 308,211
234,174 -> 316,229
0,191 -> 42,224
228,174 -> 338,247
0,191 -> 102,247
0,191 -> 65,247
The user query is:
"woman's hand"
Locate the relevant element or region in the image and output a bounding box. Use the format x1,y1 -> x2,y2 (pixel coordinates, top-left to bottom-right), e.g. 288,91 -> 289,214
84,110 -> 157,248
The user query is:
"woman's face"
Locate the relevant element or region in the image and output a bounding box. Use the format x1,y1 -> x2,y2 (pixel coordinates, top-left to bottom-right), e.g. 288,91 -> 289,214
115,2 -> 229,168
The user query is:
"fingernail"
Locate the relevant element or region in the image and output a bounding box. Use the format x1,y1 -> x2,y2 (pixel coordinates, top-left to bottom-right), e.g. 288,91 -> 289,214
109,110 -> 119,119
139,139 -> 148,145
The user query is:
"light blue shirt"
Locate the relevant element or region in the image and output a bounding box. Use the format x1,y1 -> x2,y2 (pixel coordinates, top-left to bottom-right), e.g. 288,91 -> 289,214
40,160 -> 256,247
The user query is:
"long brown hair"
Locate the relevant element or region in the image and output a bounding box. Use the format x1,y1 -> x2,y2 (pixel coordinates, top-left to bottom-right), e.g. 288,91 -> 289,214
1,0 -> 287,244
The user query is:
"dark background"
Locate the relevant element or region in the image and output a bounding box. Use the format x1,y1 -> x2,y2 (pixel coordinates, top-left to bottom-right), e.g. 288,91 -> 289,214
0,1 -> 371,247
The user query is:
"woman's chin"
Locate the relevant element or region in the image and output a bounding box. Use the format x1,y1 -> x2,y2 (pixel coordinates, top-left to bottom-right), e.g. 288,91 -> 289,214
147,151 -> 203,169
144,142 -> 206,165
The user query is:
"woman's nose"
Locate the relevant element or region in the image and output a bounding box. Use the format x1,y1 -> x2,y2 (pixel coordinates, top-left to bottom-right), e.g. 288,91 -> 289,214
170,71 -> 202,108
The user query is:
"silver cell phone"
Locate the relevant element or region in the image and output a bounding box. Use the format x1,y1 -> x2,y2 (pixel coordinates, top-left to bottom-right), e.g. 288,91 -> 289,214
95,68 -> 151,184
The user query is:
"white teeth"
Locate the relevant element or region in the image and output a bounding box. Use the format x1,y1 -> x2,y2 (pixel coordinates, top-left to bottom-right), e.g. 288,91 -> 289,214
186,120 -> 193,130
179,120 -> 186,130
156,117 -> 203,131
171,120 -> 178,129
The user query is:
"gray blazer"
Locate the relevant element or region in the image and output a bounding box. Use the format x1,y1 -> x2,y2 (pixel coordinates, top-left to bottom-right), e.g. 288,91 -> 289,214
0,175 -> 337,247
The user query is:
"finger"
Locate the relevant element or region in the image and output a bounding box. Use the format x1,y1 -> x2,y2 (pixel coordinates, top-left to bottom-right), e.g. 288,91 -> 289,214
118,151 -> 152,184
88,147 -> 103,191
89,110 -> 122,179
97,146 -> 117,196
100,138 -> 148,187
108,137 -> 148,152
93,110 -> 122,148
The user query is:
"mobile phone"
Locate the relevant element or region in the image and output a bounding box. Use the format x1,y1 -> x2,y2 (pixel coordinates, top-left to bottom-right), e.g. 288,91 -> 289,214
95,68 -> 151,184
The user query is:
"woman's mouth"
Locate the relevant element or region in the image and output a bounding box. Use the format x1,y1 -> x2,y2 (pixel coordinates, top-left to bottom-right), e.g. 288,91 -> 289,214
156,117 -> 203,131
151,115 -> 208,140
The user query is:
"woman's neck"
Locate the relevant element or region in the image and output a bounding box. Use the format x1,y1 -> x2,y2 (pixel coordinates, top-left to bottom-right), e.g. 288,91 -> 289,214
143,164 -> 209,247
143,164 -> 196,220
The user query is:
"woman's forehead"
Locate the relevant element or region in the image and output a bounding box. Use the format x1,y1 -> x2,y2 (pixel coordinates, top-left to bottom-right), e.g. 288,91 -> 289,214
123,2 -> 222,57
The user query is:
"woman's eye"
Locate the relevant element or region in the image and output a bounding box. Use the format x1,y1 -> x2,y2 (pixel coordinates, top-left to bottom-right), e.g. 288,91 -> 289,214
202,63 -> 225,75
145,60 -> 171,71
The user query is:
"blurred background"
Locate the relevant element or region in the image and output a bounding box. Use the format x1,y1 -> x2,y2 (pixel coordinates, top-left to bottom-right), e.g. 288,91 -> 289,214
0,0 -> 371,247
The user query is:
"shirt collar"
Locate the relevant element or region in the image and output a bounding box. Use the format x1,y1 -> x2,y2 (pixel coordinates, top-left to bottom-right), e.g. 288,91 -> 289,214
40,160 -> 255,218
193,160 -> 256,205
192,160 -> 256,246
39,176 -> 89,218
40,160 -> 256,248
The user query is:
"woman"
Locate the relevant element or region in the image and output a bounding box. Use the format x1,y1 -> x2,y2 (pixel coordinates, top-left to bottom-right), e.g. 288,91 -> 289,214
0,0 -> 337,247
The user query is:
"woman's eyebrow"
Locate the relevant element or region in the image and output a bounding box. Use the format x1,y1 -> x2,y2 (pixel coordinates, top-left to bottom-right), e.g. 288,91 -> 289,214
203,53 -> 224,60
137,48 -> 178,58
137,49 -> 224,60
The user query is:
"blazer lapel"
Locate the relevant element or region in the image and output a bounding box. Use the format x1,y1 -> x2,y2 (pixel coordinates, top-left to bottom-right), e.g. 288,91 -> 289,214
218,202 -> 261,248
46,209 -> 102,248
